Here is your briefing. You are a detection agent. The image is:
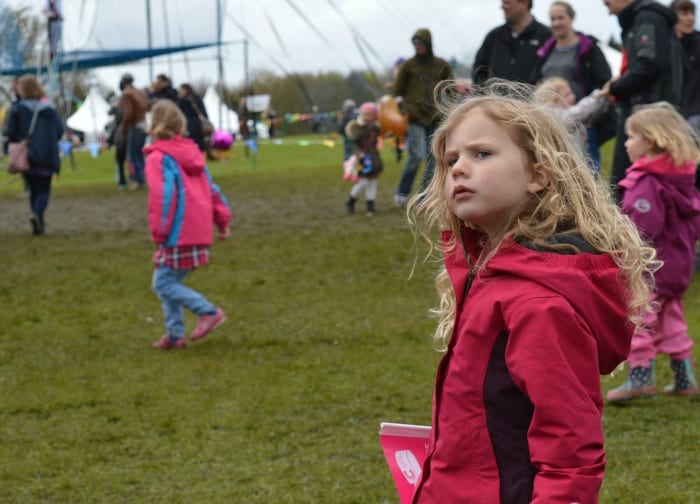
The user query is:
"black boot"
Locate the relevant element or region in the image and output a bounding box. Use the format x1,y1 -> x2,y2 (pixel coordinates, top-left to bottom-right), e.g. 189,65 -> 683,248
30,214 -> 44,236
366,200 -> 375,216
345,196 -> 356,214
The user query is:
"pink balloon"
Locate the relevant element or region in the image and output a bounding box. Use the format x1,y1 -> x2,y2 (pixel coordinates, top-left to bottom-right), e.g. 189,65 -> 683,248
211,130 -> 233,150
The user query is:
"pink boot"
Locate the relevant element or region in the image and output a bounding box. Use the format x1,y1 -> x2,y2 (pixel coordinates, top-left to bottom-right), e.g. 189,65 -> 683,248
190,308 -> 227,342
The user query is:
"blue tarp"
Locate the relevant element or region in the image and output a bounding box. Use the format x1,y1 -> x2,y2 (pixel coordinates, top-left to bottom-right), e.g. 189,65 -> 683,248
0,42 -> 218,76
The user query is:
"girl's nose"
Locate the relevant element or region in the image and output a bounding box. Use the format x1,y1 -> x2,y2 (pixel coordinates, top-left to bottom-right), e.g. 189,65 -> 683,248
450,158 -> 469,178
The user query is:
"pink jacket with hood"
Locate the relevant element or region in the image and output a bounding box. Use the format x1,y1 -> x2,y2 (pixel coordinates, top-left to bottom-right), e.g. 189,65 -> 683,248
145,136 -> 230,247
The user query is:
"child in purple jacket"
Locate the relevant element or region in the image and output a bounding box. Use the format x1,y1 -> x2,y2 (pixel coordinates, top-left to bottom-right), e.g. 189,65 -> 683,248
608,102 -> 700,401
145,100 -> 231,350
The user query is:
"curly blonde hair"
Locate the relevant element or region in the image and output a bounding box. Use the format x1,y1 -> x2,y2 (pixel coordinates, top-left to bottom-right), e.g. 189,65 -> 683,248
408,80 -> 659,350
149,99 -> 186,140
625,101 -> 700,167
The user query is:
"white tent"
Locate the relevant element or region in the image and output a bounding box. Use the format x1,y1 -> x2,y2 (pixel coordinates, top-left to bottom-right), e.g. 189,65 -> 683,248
66,87 -> 111,139
203,86 -> 239,134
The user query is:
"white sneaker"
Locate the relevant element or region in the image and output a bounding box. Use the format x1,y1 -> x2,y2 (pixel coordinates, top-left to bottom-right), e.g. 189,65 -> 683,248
394,194 -> 408,208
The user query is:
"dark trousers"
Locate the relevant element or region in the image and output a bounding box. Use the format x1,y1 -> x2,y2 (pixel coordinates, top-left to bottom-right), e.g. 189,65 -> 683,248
24,173 -> 52,224
115,135 -> 127,186
126,127 -> 147,183
610,106 -> 632,202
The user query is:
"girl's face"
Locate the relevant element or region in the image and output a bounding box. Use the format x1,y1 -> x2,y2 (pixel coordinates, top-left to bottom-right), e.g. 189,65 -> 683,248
549,5 -> 574,40
443,108 -> 546,237
556,83 -> 576,107
624,128 -> 653,162
359,108 -> 376,124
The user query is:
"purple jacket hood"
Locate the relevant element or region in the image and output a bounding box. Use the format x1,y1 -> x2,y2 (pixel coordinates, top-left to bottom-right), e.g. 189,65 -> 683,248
536,32 -> 596,58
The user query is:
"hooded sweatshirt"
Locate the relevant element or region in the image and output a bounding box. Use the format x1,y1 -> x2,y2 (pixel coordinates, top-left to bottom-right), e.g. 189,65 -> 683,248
144,136 -> 230,247
619,154 -> 700,298
392,29 -> 453,127
610,0 -> 682,108
413,228 -> 633,503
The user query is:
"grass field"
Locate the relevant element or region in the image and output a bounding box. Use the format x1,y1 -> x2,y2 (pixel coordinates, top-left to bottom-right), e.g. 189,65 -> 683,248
1,137 -> 698,503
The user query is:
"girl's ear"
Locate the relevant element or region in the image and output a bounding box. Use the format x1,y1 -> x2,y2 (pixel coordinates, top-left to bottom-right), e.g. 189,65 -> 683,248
527,163 -> 549,193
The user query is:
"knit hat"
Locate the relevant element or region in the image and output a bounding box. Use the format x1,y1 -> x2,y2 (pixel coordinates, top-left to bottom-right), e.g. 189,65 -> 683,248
359,101 -> 378,119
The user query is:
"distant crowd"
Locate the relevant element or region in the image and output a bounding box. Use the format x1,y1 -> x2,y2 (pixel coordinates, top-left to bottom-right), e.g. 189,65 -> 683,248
109,72 -> 252,191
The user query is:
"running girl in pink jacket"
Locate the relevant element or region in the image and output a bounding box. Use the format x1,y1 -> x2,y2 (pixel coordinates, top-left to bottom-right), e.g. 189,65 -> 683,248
145,100 -> 231,350
406,81 -> 658,503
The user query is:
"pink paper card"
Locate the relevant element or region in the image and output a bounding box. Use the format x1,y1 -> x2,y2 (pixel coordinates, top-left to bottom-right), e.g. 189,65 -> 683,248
379,422 -> 431,504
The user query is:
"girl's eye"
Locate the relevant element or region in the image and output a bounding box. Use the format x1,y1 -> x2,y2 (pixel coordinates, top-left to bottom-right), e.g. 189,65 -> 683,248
474,150 -> 490,159
446,155 -> 458,167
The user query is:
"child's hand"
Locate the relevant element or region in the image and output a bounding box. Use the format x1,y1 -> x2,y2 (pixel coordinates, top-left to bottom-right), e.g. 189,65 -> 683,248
218,225 -> 230,240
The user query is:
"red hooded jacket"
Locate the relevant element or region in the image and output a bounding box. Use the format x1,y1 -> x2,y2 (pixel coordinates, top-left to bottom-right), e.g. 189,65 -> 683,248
413,228 -> 633,503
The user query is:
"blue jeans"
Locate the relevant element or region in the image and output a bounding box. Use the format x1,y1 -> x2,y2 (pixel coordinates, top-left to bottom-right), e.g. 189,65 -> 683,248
152,266 -> 216,338
396,123 -> 436,197
127,126 -> 146,183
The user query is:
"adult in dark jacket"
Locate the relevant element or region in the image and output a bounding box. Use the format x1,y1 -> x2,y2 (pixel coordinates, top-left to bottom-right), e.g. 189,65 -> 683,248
473,0 -> 552,84
532,1 -> 613,169
176,84 -> 210,152
670,0 -> 700,189
149,74 -> 178,103
108,97 -> 127,188
600,0 -> 682,194
392,28 -> 453,206
5,74 -> 64,235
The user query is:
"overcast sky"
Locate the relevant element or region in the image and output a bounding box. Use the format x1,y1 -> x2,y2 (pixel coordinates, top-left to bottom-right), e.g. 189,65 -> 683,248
4,0 -> 695,94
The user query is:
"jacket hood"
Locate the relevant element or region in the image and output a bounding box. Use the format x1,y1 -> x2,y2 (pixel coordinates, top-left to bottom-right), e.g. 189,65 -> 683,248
537,32 -> 597,58
625,155 -> 700,219
412,28 -> 433,54
143,136 -> 205,176
19,98 -> 55,115
619,0 -> 677,29
444,228 -> 633,374
663,174 -> 700,219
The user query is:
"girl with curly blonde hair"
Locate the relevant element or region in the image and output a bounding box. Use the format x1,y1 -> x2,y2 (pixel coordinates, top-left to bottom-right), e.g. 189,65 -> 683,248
406,81 -> 658,503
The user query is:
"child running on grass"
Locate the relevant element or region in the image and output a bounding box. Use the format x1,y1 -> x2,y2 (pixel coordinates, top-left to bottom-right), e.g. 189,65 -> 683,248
607,102 -> 700,401
145,99 -> 231,350
344,102 -> 383,216
406,80 -> 658,502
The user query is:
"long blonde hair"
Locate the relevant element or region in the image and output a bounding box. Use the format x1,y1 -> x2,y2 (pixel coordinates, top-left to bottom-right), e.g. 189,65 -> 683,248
408,80 -> 659,349
625,102 -> 700,167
